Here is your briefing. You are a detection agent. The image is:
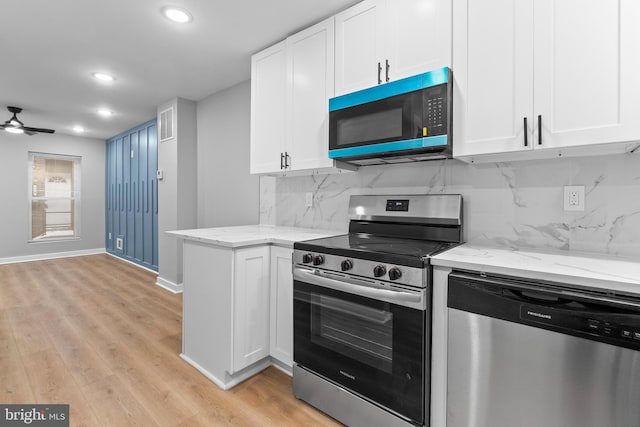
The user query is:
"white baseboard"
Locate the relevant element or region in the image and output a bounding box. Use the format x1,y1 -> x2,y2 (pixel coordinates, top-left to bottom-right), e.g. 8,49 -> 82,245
180,353 -> 271,390
156,276 -> 184,294
0,248 -> 106,265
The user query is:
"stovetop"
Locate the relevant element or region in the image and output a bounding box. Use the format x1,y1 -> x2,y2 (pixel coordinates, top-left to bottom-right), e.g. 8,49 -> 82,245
294,233 -> 459,268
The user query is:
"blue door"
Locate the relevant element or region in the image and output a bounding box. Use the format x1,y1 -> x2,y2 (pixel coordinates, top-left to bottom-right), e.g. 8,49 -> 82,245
105,119 -> 158,271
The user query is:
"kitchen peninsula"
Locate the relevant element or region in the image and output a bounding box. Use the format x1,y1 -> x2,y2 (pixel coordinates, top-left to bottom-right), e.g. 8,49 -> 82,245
167,225 -> 340,389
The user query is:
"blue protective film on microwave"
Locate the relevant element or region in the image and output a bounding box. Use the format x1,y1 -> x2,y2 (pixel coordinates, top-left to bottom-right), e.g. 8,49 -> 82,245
328,135 -> 448,159
329,67 -> 450,112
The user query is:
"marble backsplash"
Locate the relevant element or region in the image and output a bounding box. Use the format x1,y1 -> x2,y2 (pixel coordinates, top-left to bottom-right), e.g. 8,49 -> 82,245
260,153 -> 640,259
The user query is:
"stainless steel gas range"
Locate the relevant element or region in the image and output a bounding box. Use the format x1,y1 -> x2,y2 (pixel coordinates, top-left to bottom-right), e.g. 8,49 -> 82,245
292,194 -> 463,427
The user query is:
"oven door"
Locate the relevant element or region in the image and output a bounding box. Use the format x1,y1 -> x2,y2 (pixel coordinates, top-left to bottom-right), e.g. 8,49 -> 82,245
293,267 -> 426,424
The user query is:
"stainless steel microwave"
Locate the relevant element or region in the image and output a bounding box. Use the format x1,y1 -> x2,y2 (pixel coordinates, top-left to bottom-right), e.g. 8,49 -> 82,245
328,67 -> 452,166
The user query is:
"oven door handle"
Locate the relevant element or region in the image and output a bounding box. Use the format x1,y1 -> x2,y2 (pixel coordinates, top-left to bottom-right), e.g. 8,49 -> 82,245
293,266 -> 425,310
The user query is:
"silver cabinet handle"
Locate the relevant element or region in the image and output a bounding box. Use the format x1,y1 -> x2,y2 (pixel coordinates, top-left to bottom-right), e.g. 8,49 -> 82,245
377,62 -> 382,85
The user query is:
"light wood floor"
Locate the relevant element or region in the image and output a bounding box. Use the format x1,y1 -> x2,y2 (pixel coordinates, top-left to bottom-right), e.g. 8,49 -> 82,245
0,254 -> 341,426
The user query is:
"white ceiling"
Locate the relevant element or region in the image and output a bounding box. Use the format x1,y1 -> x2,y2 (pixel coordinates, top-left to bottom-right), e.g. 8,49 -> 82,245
0,0 -> 358,140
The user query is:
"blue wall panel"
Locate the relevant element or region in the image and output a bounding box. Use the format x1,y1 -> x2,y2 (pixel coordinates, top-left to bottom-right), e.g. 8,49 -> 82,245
105,119 -> 158,272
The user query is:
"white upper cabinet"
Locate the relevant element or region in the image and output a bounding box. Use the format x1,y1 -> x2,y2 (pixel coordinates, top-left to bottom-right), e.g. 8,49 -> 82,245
454,0 -> 640,161
250,18 -> 355,175
452,0 -> 534,156
286,18 -> 335,171
250,42 -> 286,174
533,0 -> 640,149
335,0 -> 452,96
335,0 -> 385,96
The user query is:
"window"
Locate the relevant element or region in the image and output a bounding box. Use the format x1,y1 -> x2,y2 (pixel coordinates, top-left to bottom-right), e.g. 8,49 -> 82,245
29,152 -> 81,241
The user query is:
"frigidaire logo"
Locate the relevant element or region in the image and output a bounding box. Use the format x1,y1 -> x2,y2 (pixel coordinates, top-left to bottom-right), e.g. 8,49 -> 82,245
527,311 -> 552,320
1,404 -> 68,426
339,370 -> 356,380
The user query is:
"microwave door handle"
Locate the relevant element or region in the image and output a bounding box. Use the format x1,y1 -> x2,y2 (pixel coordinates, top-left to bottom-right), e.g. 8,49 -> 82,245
293,266 -> 425,310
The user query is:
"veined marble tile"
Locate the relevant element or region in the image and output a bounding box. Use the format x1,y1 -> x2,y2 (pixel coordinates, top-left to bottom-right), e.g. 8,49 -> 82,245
267,152 -> 640,259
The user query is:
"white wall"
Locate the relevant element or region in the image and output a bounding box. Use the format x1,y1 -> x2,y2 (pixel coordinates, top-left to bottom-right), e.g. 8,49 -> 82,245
196,81 -> 259,228
264,153 -> 640,258
0,131 -> 105,260
157,98 -> 197,289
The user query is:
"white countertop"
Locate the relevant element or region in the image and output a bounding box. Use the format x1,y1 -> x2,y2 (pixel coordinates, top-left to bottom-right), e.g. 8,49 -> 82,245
166,224 -> 343,248
432,243 -> 640,296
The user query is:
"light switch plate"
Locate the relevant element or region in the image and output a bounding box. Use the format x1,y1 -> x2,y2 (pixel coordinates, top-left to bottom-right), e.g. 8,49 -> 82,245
305,192 -> 313,208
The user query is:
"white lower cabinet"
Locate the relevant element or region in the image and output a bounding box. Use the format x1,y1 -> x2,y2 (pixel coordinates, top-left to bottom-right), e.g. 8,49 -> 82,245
181,241 -> 295,389
269,246 -> 294,367
232,246 -> 271,373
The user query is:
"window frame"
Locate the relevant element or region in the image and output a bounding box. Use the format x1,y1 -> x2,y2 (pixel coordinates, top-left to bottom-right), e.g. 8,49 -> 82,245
28,152 -> 82,243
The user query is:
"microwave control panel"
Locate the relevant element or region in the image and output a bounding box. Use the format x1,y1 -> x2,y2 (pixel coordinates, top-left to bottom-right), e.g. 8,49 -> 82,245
423,84 -> 449,137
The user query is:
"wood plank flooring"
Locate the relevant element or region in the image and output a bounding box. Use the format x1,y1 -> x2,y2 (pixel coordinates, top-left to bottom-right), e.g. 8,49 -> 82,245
0,254 -> 341,426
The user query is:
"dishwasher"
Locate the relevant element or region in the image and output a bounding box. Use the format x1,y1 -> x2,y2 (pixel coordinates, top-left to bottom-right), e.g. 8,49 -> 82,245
446,270 -> 640,427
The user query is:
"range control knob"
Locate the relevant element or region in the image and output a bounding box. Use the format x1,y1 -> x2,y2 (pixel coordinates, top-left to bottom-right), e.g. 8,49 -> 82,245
302,253 -> 313,264
313,255 -> 325,266
388,267 -> 402,281
340,260 -> 353,271
373,265 -> 386,278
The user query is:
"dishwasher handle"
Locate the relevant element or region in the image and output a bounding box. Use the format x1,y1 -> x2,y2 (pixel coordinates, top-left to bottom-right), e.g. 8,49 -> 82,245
448,271 -> 640,313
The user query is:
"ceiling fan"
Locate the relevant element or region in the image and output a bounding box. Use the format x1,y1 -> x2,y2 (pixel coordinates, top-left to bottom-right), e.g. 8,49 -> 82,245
1,106 -> 55,135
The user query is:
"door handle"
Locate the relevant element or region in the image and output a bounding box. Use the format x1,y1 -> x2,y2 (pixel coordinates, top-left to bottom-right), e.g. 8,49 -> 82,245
385,59 -> 390,82
285,152 -> 290,169
523,117 -> 528,147
280,152 -> 284,170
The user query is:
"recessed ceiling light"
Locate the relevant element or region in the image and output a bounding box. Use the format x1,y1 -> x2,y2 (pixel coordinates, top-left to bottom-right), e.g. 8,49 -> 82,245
97,109 -> 114,117
162,6 -> 193,23
92,72 -> 116,82
73,125 -> 85,133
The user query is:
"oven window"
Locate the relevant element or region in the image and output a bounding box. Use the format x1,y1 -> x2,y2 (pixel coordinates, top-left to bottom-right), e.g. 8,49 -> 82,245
310,294 -> 393,373
336,108 -> 403,146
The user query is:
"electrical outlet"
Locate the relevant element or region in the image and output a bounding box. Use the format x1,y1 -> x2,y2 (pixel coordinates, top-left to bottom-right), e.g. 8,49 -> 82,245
564,185 -> 585,211
305,192 -> 313,208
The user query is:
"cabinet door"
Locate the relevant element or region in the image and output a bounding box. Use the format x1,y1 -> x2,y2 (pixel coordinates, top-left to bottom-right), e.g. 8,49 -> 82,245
334,0 -> 386,96
250,42 -> 286,174
452,0 -> 535,157
232,246 -> 270,372
286,18 -> 335,171
533,0 -> 640,149
269,246 -> 293,366
386,0 -> 451,82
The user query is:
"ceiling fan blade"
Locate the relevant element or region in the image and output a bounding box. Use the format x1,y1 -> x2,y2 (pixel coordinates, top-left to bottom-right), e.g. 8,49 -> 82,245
22,126 -> 55,134
24,130 -> 37,136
